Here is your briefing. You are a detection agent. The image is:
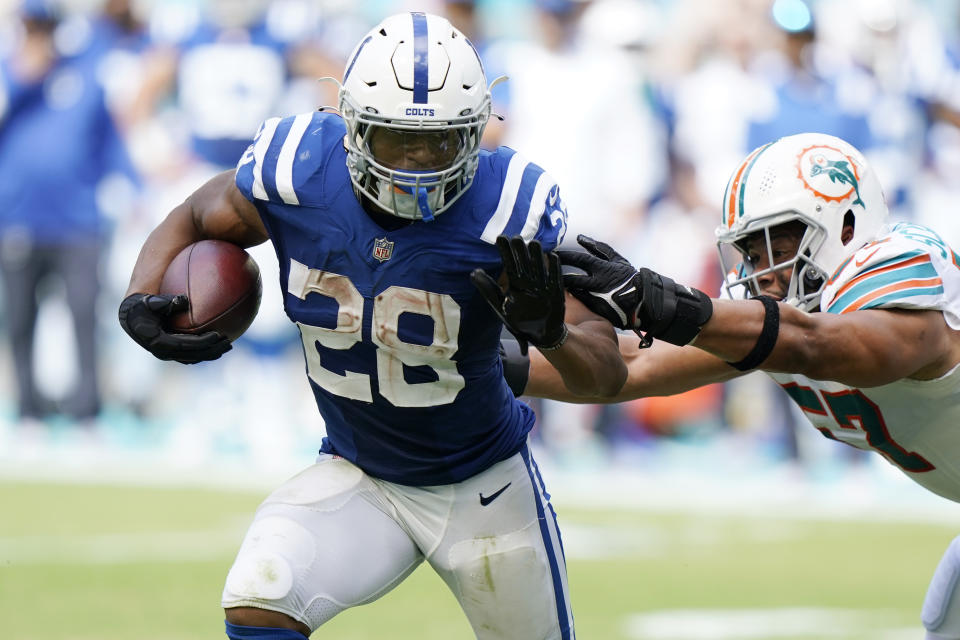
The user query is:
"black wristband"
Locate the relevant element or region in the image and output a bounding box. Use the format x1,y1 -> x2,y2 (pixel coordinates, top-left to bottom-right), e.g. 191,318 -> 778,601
536,324 -> 569,351
726,295 -> 780,371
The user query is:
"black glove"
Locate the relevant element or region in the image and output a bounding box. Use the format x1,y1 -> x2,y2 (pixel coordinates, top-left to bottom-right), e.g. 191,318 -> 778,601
118,293 -> 232,364
558,235 -> 640,329
499,332 -> 530,397
559,235 -> 712,347
471,235 -> 567,355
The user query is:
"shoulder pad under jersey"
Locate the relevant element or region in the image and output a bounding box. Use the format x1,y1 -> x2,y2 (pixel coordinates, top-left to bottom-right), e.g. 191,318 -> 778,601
235,111 -> 346,208
475,147 -> 568,251
822,222 -> 960,318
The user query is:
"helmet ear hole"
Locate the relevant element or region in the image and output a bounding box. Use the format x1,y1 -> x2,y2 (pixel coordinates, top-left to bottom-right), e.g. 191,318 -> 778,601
842,210 -> 855,245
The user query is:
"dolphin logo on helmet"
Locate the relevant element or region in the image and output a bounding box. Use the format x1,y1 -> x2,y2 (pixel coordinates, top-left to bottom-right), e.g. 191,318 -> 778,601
801,145 -> 865,209
716,133 -> 889,311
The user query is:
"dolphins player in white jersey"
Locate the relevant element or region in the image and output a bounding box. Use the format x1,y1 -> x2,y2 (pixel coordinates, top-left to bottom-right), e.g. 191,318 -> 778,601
501,132 -> 960,639
117,12 -> 626,640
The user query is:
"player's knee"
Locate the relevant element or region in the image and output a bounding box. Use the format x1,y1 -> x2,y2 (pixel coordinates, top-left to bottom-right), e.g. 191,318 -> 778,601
223,515 -> 324,624
224,516 -> 312,598
923,536 -> 960,639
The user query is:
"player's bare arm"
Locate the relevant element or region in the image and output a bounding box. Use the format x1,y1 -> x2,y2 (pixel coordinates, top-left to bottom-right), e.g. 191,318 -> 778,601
526,297 -> 960,400
118,170 -> 268,364
525,332 -> 739,402
125,169 -> 268,296
540,292 -> 627,397
697,299 -> 960,386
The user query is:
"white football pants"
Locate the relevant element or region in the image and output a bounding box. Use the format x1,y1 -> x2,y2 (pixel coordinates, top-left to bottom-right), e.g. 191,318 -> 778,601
221,444 -> 575,639
925,535 -> 960,639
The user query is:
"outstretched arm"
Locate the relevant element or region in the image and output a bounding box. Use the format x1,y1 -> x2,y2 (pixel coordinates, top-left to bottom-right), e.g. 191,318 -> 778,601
522,289 -> 960,401
524,333 -> 740,402
550,234 -> 960,394
696,299 -> 960,386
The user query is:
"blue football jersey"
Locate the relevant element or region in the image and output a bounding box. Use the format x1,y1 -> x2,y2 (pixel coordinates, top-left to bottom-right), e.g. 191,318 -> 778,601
236,111 -> 568,485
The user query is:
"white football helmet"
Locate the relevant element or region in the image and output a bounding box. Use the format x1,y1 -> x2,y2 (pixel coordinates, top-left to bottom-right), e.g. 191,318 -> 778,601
716,132 -> 889,311
338,12 -> 492,221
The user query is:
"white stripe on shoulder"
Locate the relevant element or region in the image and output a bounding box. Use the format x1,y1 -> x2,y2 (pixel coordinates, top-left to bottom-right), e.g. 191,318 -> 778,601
519,173 -> 556,241
481,153 -> 530,244
252,118 -> 281,201
275,113 -> 312,206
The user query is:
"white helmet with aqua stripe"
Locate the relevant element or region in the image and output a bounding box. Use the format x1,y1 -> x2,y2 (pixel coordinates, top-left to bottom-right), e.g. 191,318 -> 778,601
716,132 -> 889,311
338,12 -> 493,221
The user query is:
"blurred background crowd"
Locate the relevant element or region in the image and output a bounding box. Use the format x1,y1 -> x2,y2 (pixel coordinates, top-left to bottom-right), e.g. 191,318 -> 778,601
2,0 -> 960,482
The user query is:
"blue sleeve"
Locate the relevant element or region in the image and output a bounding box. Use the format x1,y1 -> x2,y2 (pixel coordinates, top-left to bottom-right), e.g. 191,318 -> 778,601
532,182 -> 568,251
477,148 -> 568,249
236,111 -> 338,207
235,116 -> 282,203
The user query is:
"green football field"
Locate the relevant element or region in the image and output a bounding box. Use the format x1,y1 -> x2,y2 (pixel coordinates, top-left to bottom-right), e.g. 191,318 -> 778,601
1,480 -> 955,640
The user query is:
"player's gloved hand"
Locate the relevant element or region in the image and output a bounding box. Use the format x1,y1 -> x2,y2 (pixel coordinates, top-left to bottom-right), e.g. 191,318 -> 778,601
499,331 -> 530,397
559,234 -> 713,347
118,293 -> 232,364
471,235 -> 567,355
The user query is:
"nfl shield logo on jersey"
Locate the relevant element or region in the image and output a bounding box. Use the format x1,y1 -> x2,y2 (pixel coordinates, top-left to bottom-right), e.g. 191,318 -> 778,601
373,237 -> 394,262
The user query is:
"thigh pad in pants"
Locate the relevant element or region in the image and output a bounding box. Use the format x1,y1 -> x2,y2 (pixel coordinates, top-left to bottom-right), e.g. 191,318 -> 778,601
221,457 -> 422,632
386,448 -> 574,640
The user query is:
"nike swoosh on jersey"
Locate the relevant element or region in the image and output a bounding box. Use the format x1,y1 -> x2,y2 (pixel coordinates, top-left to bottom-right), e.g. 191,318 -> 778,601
855,247 -> 881,267
479,482 -> 512,506
827,253 -> 941,314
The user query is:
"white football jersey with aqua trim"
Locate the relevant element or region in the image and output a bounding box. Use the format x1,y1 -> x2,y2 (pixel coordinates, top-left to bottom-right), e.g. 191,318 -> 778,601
769,222 -> 960,502
821,222 -> 960,324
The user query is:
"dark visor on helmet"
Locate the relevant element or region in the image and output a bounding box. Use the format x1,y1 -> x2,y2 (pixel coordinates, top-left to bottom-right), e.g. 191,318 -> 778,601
367,127 -> 463,172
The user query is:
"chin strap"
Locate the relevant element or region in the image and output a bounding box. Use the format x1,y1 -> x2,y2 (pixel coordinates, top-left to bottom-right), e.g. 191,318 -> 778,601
416,187 -> 434,221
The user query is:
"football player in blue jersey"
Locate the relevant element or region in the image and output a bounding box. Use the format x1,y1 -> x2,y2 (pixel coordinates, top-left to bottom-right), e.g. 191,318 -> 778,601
118,12 -> 625,640
504,132 -> 960,639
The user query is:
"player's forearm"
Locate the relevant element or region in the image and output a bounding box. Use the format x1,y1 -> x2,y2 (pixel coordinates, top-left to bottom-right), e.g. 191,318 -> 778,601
524,349 -> 587,401
698,299 -> 953,386
526,334 -> 735,402
526,345 -> 626,402
125,202 -> 204,296
691,297 -> 841,380
613,335 -> 740,399
126,173 -> 267,297
691,298 -> 777,363
538,322 -> 627,398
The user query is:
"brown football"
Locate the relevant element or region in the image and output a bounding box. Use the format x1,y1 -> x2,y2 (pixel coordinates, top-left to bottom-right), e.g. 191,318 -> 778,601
158,239 -> 262,342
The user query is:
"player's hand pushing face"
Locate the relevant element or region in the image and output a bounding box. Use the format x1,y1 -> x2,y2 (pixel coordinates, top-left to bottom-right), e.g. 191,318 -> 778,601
471,235 -> 567,354
118,293 -> 232,364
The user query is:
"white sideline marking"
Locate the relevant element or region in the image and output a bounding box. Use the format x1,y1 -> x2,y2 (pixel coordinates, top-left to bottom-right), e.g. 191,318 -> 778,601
623,608 -> 918,639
